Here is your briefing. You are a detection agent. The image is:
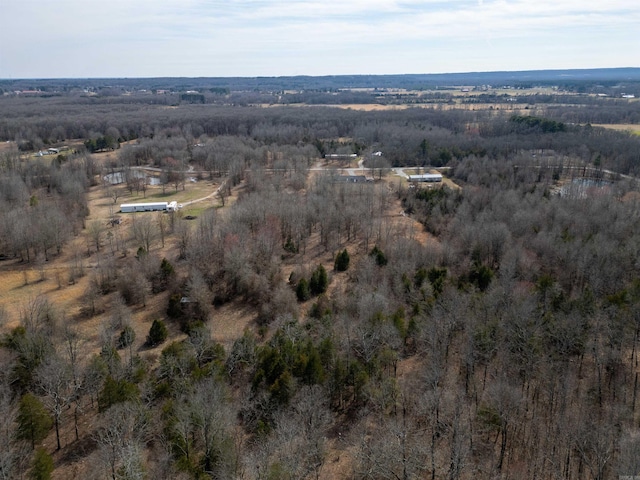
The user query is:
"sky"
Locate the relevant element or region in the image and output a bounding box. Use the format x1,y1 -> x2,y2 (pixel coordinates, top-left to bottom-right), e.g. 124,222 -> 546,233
0,0 -> 638,79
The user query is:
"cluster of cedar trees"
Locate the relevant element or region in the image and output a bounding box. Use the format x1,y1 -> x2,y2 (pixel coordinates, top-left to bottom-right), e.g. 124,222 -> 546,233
1,99 -> 640,478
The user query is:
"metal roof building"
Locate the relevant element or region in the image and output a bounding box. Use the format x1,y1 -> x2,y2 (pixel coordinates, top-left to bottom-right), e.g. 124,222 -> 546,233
408,174 -> 443,183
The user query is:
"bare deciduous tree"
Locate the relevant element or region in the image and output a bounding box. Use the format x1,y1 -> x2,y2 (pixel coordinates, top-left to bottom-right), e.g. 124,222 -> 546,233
188,378 -> 233,476
95,402 -> 148,480
0,380 -> 20,480
36,353 -> 73,450
131,214 -> 157,253
88,220 -> 105,253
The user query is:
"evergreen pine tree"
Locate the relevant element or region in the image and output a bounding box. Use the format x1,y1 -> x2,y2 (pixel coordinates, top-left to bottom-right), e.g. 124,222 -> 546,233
296,278 -> 310,301
147,319 -> 169,346
310,264 -> 328,295
17,393 -> 52,450
334,249 -> 350,272
30,448 -> 54,480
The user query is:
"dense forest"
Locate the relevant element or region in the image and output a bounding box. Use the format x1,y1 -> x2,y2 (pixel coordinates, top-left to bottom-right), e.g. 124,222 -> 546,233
1,75 -> 640,479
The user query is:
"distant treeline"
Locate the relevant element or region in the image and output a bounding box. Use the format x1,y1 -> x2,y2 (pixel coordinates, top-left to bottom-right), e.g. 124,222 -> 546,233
2,95 -> 640,175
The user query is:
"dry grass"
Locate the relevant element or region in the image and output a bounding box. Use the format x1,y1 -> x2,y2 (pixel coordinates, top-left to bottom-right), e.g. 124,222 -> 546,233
593,123 -> 640,135
0,140 -> 16,153
211,301 -> 258,349
0,266 -> 85,328
0,163 -> 224,328
326,103 -> 545,114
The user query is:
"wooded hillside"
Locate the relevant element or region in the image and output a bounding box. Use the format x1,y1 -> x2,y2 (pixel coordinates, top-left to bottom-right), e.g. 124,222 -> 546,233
1,83 -> 640,479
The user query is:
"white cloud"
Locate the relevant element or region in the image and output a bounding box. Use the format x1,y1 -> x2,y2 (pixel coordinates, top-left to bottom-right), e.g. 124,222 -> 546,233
1,0 -> 638,77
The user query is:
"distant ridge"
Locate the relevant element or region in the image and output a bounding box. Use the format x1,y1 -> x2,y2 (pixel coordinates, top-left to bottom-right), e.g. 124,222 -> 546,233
2,67 -> 639,91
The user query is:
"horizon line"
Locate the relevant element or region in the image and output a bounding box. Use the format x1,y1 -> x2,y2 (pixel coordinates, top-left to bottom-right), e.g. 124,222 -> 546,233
3,66 -> 640,82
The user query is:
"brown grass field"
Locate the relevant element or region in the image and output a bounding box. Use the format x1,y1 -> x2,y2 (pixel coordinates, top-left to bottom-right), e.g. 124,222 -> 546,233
270,102 -> 540,113
593,123 -> 640,135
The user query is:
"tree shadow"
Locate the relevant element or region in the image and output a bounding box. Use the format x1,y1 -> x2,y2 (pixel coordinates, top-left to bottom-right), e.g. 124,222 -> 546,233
57,434 -> 98,466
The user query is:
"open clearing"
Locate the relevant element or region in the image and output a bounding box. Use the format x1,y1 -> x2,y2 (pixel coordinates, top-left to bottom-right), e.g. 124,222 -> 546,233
593,123 -> 640,135
310,103 -> 542,113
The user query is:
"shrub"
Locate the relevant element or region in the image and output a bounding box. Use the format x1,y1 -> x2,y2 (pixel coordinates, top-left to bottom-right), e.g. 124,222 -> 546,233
309,294 -> 332,320
283,236 -> 298,253
160,258 -> 175,277
269,370 -> 293,405
334,249 -> 350,272
167,293 -> 184,319
17,393 -> 52,450
153,258 -> 176,293
30,448 -> 54,480
469,262 -> 493,292
296,278 -> 310,302
369,245 -> 387,266
427,267 -> 447,296
309,264 -> 328,295
414,267 -> 427,288
147,319 -> 168,347
98,376 -> 139,412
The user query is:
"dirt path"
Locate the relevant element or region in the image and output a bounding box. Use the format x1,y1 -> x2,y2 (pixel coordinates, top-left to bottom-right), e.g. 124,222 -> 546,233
182,178 -> 227,206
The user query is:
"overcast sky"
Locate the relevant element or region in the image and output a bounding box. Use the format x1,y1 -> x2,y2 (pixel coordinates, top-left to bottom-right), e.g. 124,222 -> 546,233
1,0 -> 638,79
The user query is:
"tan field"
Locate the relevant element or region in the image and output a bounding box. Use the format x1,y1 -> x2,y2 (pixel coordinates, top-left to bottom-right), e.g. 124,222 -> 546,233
268,102 -> 543,113
593,123 -> 640,135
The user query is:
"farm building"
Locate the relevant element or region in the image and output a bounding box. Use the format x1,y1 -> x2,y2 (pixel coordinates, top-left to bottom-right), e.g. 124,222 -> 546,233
408,174 -> 443,183
325,154 -> 357,159
121,201 -> 178,213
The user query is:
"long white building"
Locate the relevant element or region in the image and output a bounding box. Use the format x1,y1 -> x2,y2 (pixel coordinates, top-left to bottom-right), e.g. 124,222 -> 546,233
120,201 -> 178,213
408,174 -> 443,183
